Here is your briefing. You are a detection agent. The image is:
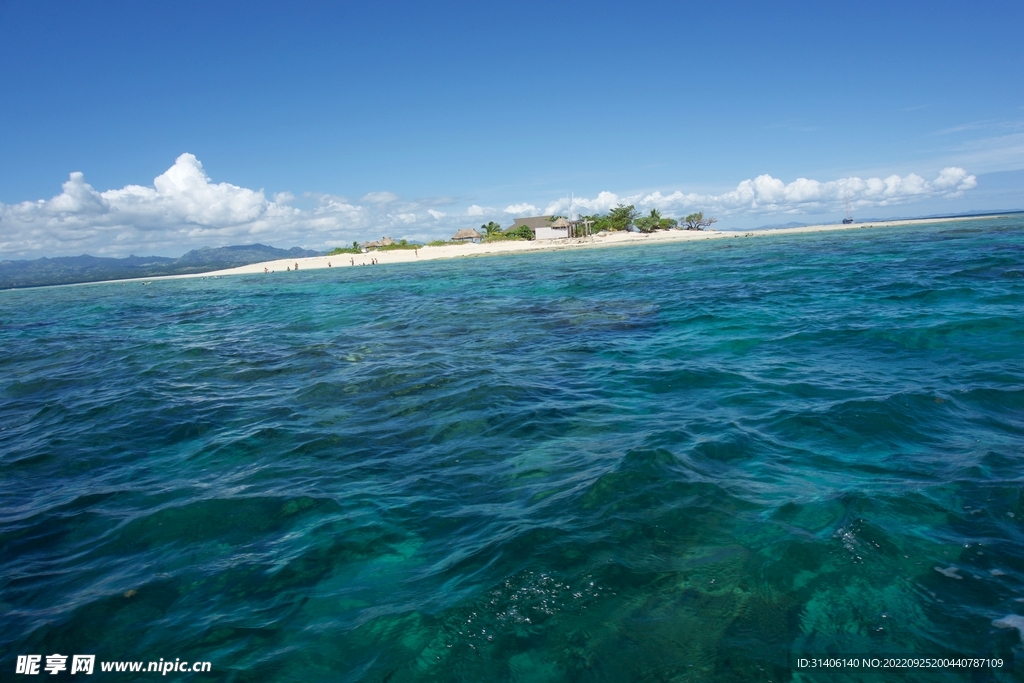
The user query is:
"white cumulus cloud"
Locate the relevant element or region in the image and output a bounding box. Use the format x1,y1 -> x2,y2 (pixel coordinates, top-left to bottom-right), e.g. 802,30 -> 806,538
533,168 -> 978,219
504,203 -> 540,215
0,155 -> 981,260
0,154 -> 483,259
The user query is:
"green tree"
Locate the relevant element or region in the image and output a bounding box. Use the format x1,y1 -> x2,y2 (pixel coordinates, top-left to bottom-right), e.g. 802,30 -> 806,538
607,204 -> 639,231
504,224 -> 534,240
480,221 -> 502,236
327,241 -> 365,255
634,208 -> 678,233
684,212 -> 718,230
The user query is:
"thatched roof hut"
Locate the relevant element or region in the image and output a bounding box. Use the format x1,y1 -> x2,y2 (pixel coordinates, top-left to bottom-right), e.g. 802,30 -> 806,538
550,217 -> 571,228
452,228 -> 483,242
363,236 -> 395,249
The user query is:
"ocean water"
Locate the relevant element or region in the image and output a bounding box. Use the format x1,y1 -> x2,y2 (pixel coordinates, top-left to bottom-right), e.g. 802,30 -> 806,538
2,218 -> 1024,682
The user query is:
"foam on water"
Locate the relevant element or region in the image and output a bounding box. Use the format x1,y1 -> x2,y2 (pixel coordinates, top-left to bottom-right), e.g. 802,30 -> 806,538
2,218 -> 1023,681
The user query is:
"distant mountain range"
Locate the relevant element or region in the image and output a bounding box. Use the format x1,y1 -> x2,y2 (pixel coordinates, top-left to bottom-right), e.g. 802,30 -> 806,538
0,244 -> 323,290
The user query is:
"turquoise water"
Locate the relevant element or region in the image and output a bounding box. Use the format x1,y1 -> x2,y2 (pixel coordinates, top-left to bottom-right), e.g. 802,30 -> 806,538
2,219 -> 1024,682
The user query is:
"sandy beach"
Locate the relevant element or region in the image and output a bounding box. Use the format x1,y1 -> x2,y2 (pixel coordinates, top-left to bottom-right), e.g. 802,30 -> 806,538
193,214 -> 1004,279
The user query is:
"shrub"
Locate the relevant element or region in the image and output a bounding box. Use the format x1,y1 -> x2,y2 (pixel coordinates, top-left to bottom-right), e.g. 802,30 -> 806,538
503,225 -> 534,240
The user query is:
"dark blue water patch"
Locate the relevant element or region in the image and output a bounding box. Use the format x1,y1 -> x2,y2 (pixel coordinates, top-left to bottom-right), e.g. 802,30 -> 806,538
1,218 -> 1023,681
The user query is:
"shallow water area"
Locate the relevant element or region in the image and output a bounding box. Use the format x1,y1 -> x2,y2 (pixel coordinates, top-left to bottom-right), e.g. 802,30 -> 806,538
2,218 -> 1024,681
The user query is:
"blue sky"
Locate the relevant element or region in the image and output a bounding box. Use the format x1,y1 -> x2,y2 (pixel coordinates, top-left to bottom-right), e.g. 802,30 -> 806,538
1,0 -> 1021,258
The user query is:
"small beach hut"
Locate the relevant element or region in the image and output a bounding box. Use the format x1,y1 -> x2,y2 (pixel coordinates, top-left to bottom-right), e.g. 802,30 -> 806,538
506,216 -> 553,233
363,237 -> 395,251
452,228 -> 483,243
536,217 -> 571,240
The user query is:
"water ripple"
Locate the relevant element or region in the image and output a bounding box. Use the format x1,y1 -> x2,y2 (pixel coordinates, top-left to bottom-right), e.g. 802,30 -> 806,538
2,218 -> 1023,680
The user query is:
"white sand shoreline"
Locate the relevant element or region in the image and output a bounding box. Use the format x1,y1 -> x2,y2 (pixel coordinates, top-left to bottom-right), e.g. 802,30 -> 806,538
195,214 -> 1007,279
35,213 -> 1008,289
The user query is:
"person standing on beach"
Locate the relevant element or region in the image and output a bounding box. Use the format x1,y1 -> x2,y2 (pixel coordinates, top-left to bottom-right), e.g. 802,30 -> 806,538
294,262 -> 299,270
350,257 -> 354,266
